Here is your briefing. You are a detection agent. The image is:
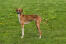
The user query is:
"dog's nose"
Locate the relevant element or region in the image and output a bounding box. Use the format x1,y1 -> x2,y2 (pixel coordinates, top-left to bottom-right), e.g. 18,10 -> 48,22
17,11 -> 21,14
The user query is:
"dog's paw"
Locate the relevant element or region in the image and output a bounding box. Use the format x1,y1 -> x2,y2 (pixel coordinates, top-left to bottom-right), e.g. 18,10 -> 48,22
39,36 -> 41,39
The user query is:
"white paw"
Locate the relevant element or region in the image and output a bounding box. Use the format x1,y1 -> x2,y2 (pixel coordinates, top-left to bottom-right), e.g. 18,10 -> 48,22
39,36 -> 41,39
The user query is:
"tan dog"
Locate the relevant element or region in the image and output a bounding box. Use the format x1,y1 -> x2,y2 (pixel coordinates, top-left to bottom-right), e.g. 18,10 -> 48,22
16,8 -> 42,38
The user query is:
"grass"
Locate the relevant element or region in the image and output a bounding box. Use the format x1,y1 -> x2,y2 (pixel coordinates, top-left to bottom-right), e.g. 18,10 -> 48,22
0,0 -> 66,44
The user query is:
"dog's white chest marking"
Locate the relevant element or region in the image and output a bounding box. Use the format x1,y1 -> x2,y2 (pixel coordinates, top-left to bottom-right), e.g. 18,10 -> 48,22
18,14 -> 21,23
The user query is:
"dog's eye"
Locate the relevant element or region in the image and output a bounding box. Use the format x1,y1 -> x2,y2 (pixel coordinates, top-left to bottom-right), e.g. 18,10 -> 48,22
19,10 -> 20,11
19,10 -> 21,12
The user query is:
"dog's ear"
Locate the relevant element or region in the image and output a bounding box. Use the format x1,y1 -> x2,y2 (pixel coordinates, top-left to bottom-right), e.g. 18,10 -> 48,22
19,8 -> 23,12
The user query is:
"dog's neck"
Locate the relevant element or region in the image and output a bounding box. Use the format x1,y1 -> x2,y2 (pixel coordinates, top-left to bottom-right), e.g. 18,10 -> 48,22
18,14 -> 21,15
17,13 -> 21,15
17,12 -> 23,23
17,12 -> 24,23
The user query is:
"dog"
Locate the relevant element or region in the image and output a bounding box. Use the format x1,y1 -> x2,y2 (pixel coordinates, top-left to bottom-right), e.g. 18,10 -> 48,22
16,8 -> 42,38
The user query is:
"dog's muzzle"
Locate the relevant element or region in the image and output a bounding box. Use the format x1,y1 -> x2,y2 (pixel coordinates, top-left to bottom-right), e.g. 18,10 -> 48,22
17,12 -> 21,14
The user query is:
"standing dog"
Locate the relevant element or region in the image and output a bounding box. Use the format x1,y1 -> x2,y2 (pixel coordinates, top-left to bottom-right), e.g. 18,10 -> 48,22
16,8 -> 42,38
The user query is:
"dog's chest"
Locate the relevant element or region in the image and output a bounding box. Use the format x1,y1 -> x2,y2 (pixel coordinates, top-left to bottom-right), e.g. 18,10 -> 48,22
18,14 -> 30,24
18,14 -> 21,23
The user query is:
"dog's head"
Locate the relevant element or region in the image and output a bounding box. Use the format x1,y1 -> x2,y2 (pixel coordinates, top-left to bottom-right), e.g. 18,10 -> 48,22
16,8 -> 23,14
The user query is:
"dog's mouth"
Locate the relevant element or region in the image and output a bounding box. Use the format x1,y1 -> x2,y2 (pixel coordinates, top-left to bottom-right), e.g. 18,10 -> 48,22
17,12 -> 21,14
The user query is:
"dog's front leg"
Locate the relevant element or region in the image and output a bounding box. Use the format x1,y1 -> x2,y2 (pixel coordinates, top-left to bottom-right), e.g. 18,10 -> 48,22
21,23 -> 24,38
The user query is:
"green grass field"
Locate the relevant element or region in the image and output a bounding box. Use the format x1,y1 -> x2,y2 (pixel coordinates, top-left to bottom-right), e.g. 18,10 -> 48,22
0,0 -> 66,44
